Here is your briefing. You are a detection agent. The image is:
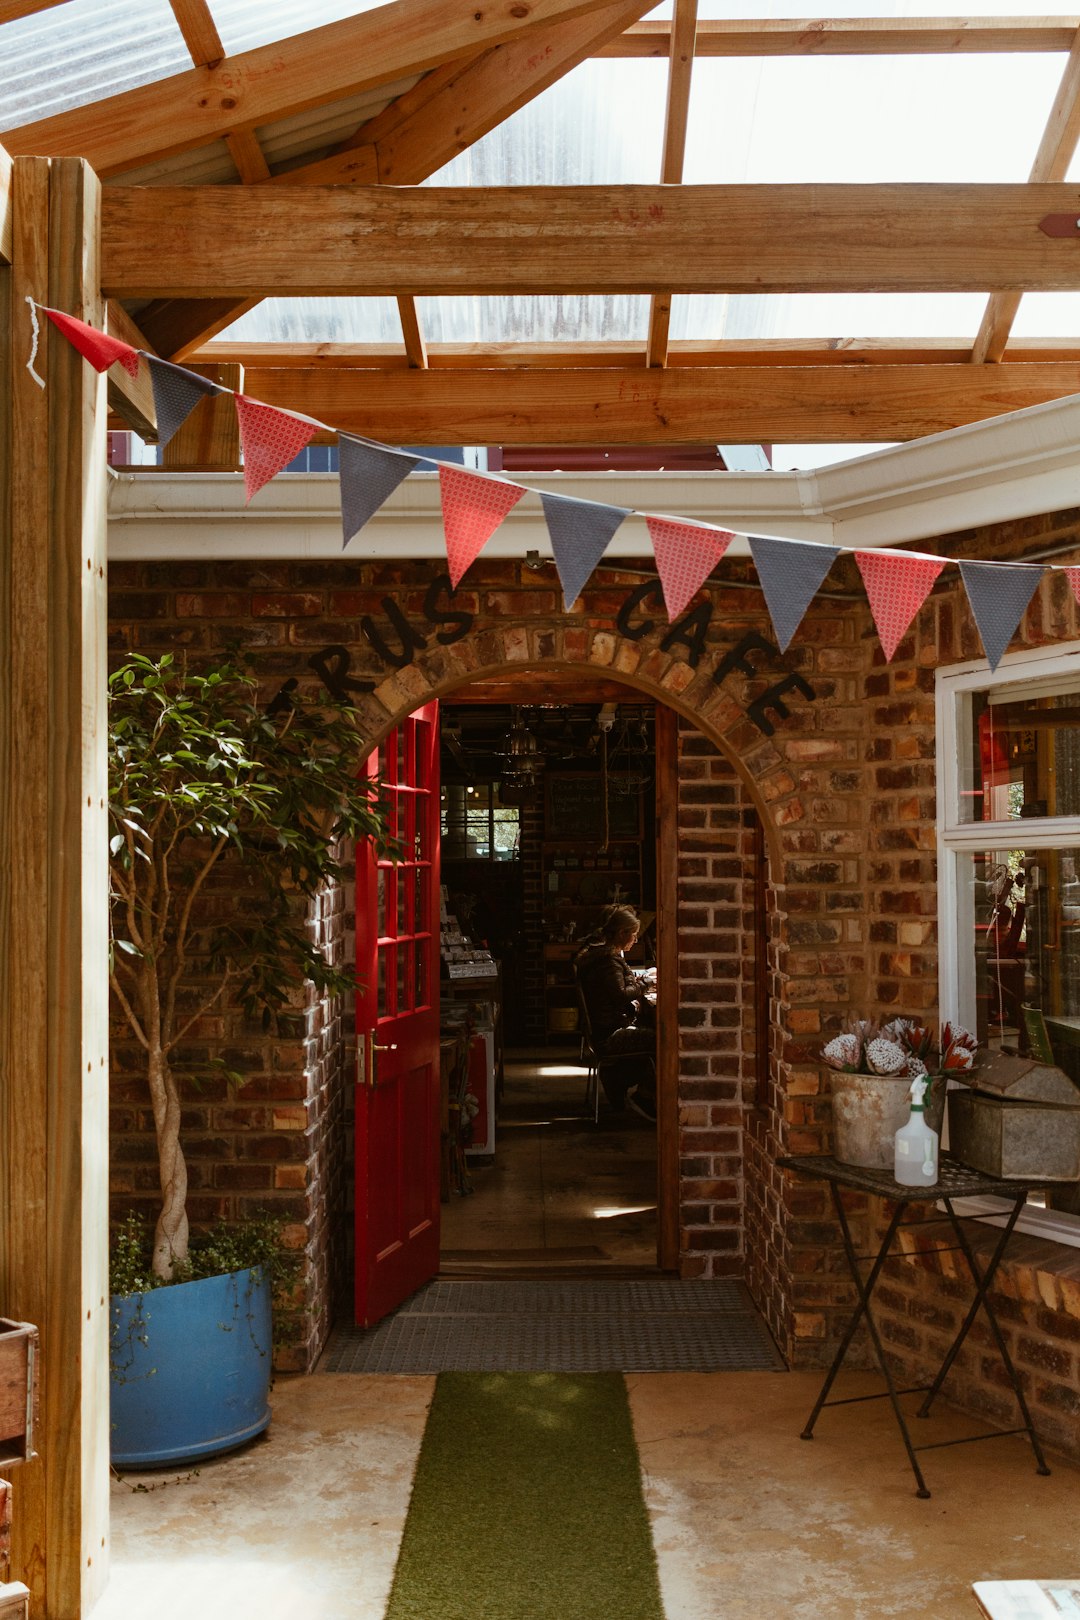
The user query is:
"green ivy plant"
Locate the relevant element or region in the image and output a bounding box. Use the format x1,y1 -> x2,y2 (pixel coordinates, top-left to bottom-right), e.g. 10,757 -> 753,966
109,653 -> 393,1283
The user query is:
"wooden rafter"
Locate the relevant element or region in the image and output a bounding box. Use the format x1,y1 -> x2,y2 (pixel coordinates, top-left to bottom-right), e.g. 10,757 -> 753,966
646,0 -> 697,369
104,301 -> 158,438
396,297 -> 428,370
0,0 -> 628,176
100,183 -> 1080,300
136,0 -> 650,358
168,0 -> 225,68
972,23 -> 1080,364
197,337 -> 1080,369
235,360 -> 1080,444
599,17 -> 1080,58
0,0 -> 64,19
224,128 -> 271,184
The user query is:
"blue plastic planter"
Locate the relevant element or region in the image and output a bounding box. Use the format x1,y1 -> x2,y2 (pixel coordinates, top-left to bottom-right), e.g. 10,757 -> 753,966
110,1267 -> 272,1467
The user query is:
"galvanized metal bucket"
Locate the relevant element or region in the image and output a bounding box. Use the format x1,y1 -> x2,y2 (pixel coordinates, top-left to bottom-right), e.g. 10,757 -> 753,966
828,1072 -> 944,1170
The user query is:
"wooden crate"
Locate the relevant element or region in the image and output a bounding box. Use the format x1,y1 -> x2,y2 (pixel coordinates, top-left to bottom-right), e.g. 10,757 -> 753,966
0,1581 -> 29,1619
0,1323 -> 37,1467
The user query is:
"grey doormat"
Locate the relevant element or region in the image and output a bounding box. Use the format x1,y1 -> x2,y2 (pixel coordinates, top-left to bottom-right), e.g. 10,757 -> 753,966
321,1278 -> 786,1373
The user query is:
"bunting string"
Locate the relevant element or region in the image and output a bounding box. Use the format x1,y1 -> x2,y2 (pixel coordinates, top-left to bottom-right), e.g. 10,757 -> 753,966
25,296 -> 46,390
35,305 -> 1065,670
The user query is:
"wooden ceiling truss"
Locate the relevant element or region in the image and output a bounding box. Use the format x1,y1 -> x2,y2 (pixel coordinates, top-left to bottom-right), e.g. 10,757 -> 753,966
6,8 -> 1080,452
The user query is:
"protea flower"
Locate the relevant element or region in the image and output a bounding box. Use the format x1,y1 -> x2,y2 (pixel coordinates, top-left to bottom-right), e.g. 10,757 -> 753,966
865,1037 -> 907,1075
822,1033 -> 861,1071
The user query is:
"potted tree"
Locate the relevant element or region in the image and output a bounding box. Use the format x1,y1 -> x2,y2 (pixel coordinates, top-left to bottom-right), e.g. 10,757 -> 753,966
108,653 -> 391,1465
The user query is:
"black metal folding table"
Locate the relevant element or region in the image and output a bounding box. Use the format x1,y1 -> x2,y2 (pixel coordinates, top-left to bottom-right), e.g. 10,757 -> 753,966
778,1153 -> 1053,1497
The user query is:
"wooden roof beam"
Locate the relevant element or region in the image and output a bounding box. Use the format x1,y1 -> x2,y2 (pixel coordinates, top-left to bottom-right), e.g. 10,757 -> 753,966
100,183 -> 1080,300
239,360 -> 1080,443
972,23 -> 1080,364
647,0 -> 697,369
196,337 -> 1080,369
1,0 -> 630,176
600,17 -> 1080,58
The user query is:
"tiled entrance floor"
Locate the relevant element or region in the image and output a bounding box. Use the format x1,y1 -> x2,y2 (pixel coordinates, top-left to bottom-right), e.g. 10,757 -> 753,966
440,1048 -> 657,1268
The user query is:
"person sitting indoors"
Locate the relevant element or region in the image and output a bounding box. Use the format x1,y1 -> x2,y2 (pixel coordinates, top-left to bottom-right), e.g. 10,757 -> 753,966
575,906 -> 656,1122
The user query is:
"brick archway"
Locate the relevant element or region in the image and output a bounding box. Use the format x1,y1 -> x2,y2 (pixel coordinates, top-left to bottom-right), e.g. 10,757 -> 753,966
351,629 -> 812,1359
354,635 -> 795,872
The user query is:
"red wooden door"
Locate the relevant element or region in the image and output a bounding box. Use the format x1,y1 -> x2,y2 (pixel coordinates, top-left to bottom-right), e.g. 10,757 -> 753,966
354,703 -> 441,1327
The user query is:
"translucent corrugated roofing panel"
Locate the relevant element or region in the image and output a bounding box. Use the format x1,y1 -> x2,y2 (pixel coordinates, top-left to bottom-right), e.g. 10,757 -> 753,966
684,54 -> 1061,185
0,0 -> 396,127
208,0 -> 385,56
671,292 -> 989,343
0,0 -> 190,125
426,59 -> 666,185
219,298 -> 403,344
417,296 -> 650,344
1009,295 -> 1080,341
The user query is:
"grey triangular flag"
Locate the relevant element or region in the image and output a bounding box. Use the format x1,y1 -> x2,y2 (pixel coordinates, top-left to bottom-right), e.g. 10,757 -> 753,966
748,535 -> 841,652
145,355 -> 220,449
959,560 -> 1044,672
542,492 -> 631,610
339,434 -> 419,549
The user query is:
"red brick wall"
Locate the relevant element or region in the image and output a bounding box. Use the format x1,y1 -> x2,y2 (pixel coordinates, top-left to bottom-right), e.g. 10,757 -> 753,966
676,724 -> 759,1278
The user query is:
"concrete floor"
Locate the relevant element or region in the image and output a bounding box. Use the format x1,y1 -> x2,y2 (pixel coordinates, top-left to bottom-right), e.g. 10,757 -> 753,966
440,1049 -> 657,1268
95,1369 -> 1080,1620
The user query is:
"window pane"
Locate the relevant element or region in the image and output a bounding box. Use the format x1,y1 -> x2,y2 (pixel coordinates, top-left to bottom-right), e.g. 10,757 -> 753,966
964,845 -> 1080,1083
961,682 -> 1080,824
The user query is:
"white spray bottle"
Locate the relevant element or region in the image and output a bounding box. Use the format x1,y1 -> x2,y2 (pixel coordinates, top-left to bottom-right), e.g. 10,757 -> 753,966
893,1074 -> 938,1187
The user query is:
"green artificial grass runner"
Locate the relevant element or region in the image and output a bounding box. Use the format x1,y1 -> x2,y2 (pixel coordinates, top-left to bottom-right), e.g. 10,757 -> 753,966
385,1372 -> 665,1620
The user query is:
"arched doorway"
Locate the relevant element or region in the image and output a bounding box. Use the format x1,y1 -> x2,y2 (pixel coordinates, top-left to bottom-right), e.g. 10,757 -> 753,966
350,660 -> 774,1327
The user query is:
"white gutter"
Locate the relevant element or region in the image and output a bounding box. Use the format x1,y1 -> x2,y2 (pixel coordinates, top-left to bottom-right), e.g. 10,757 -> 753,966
107,390 -> 1080,561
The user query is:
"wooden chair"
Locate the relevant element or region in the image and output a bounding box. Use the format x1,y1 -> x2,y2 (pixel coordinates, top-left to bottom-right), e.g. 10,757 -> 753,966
574,974 -> 603,1124
574,970 -> 657,1124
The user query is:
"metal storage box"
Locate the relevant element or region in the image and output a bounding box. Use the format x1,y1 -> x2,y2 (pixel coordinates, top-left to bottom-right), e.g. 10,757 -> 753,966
947,1053 -> 1080,1181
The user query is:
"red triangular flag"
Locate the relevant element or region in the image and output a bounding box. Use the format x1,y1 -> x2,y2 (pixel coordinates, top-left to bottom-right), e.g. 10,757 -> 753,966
235,396 -> 319,503
855,550 -> 945,662
1063,566 -> 1080,608
43,307 -> 140,377
439,466 -> 525,587
645,516 -> 734,619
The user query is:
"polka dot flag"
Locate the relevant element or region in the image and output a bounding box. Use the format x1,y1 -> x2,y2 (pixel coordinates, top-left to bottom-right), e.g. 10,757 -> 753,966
645,516 -> 734,620
1064,567 -> 1080,607
439,466 -> 526,587
43,307 -> 140,377
855,551 -> 945,663
235,395 -> 320,504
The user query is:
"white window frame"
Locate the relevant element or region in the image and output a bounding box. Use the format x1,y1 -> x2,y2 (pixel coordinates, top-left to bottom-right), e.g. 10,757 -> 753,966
936,639 -> 1080,1248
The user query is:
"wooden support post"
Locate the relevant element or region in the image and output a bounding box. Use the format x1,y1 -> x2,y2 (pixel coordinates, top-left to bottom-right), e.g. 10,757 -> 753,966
161,360 -> 242,469
0,155 -> 110,1619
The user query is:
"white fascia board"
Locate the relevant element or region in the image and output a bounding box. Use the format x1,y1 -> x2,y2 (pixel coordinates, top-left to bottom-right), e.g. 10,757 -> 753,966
107,390 -> 1080,561
812,391 -> 1080,549
106,469 -> 829,560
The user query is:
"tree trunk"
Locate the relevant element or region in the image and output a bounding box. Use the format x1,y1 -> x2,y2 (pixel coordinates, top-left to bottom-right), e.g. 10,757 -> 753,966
149,1046 -> 189,1278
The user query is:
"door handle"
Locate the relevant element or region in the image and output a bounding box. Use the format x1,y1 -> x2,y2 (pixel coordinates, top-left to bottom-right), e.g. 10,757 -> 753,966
364,1037 -> 398,1086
